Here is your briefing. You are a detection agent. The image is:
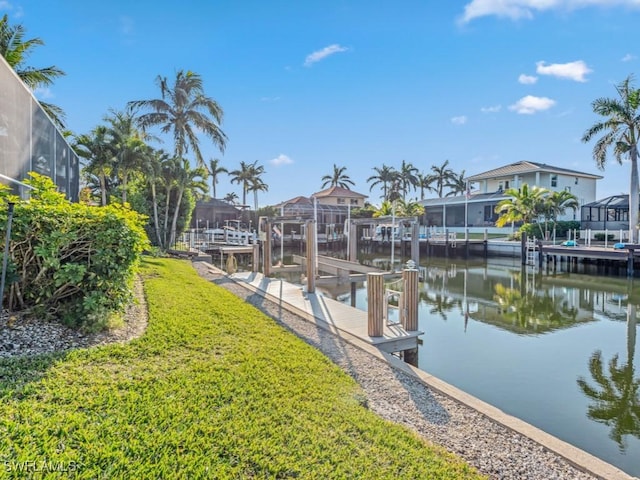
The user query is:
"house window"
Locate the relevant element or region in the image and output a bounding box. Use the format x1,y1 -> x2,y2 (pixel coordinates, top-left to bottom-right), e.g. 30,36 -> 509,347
551,175 -> 558,188
337,198 -> 345,204
504,180 -> 509,189
575,177 -> 579,185
350,199 -> 358,205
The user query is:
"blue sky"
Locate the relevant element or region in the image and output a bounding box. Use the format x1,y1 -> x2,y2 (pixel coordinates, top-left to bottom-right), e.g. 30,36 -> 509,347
4,0 -> 640,206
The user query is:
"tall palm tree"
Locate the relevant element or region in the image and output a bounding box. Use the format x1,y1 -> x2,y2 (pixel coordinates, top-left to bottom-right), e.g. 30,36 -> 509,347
168,161 -> 208,247
398,160 -> 419,200
416,172 -> 434,200
582,75 -> 640,243
208,158 -> 227,199
128,70 -> 227,168
494,184 -> 548,236
229,160 -> 265,208
106,109 -> 149,204
445,170 -> 468,197
321,164 -> 355,189
367,164 -> 398,201
0,14 -> 66,129
160,156 -> 182,247
427,160 -> 455,198
74,125 -> 114,206
143,149 -> 170,247
248,176 -> 268,211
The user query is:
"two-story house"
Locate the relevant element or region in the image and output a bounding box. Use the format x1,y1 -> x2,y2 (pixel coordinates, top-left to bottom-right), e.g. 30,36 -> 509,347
420,161 -> 602,232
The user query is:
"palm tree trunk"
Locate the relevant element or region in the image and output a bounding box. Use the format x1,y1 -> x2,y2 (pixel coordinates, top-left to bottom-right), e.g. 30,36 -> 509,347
163,186 -> 173,248
122,174 -> 128,204
169,187 -> 185,247
629,147 -> 639,243
151,183 -> 162,247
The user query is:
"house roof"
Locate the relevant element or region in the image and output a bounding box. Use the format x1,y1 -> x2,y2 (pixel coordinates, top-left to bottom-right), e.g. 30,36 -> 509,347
195,199 -> 242,211
311,186 -> 367,199
466,161 -> 603,182
277,195 -> 312,207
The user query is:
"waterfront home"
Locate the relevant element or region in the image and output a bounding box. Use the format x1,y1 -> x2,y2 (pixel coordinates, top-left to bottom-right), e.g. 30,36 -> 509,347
420,161 -> 602,234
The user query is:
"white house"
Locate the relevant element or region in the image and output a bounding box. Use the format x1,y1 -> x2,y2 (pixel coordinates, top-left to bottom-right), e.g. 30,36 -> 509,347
420,161 -> 602,232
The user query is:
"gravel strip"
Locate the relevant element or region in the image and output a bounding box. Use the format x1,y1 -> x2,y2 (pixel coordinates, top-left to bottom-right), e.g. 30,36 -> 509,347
192,262 -> 600,480
0,276 -> 147,358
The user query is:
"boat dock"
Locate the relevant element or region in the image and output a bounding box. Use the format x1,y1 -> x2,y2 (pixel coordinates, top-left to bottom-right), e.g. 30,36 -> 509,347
223,269 -> 423,354
535,242 -> 640,275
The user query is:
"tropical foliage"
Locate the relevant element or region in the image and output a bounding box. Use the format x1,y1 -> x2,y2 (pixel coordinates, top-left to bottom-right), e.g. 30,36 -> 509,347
0,174 -> 148,329
582,75 -> 640,243
128,70 -> 227,168
321,164 -> 355,189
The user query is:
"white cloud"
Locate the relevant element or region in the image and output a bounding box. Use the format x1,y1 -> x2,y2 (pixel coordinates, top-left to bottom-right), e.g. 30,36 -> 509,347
304,44 -> 348,67
33,87 -> 54,99
622,53 -> 636,62
270,154 -> 293,167
509,95 -> 556,114
480,105 -> 502,113
518,74 -> 538,84
451,115 -> 468,125
458,0 -> 640,24
536,60 -> 592,82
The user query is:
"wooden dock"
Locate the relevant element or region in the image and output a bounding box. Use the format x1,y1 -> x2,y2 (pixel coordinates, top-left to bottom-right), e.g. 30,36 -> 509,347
537,243 -> 640,275
227,270 -> 423,353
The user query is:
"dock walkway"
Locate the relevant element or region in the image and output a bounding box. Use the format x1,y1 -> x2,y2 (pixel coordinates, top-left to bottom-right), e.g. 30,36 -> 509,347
225,269 -> 423,353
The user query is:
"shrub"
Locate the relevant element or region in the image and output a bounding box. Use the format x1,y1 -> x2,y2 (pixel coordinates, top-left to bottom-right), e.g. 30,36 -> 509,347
594,233 -> 615,241
0,173 -> 149,330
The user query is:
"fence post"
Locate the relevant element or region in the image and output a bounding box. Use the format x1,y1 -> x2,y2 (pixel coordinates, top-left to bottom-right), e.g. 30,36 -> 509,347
306,219 -> 317,294
402,265 -> 419,331
367,272 -> 384,337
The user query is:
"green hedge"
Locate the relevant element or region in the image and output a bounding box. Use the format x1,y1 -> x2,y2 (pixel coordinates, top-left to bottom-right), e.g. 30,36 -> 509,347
519,220 -> 581,240
0,173 -> 149,330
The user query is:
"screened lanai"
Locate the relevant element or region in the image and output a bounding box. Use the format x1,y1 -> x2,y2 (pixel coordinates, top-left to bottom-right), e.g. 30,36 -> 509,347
580,195 -> 633,231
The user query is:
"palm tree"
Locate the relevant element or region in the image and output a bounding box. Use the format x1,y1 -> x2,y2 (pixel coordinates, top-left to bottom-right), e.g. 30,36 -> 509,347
160,156 -> 182,247
248,176 -> 268,211
208,158 -> 227,199
367,164 -> 397,201
0,14 -> 66,129
168,161 -> 208,247
106,109 -> 149,204
229,160 -> 265,208
445,170 -> 468,197
321,164 -> 355,189
74,125 -> 114,206
128,70 -> 227,168
416,172 -> 434,200
397,160 -> 419,200
544,190 -> 579,236
224,192 -> 239,205
396,198 -> 425,217
143,149 -> 170,247
582,75 -> 640,243
494,184 -> 548,236
427,160 -> 455,198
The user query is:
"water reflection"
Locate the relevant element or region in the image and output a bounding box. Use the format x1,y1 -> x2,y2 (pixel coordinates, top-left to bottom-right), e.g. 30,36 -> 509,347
577,303 -> 640,452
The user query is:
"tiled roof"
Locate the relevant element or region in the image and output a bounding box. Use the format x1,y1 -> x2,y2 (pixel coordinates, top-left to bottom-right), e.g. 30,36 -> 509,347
466,161 -> 603,181
311,186 -> 367,198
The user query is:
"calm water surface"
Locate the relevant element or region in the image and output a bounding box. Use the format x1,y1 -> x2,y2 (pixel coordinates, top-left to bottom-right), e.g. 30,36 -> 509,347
329,256 -> 640,477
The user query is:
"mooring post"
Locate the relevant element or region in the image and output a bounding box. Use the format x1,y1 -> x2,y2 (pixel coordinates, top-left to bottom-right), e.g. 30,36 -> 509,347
350,281 -> 356,307
521,231 -> 527,265
627,248 -> 634,277
306,219 -> 317,293
252,243 -> 260,272
264,220 -> 272,276
367,272 -> 384,337
411,222 -> 420,266
348,220 -> 358,262
402,263 -> 419,331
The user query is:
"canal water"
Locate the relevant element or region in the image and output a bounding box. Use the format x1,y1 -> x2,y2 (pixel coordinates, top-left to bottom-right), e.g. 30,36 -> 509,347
324,255 -> 640,477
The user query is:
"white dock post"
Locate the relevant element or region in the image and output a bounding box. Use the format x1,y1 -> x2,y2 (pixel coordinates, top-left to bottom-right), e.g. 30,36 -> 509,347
252,243 -> 260,273
367,272 -> 384,337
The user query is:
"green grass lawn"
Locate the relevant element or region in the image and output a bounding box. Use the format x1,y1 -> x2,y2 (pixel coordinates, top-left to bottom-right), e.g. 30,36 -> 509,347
0,258 -> 484,479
